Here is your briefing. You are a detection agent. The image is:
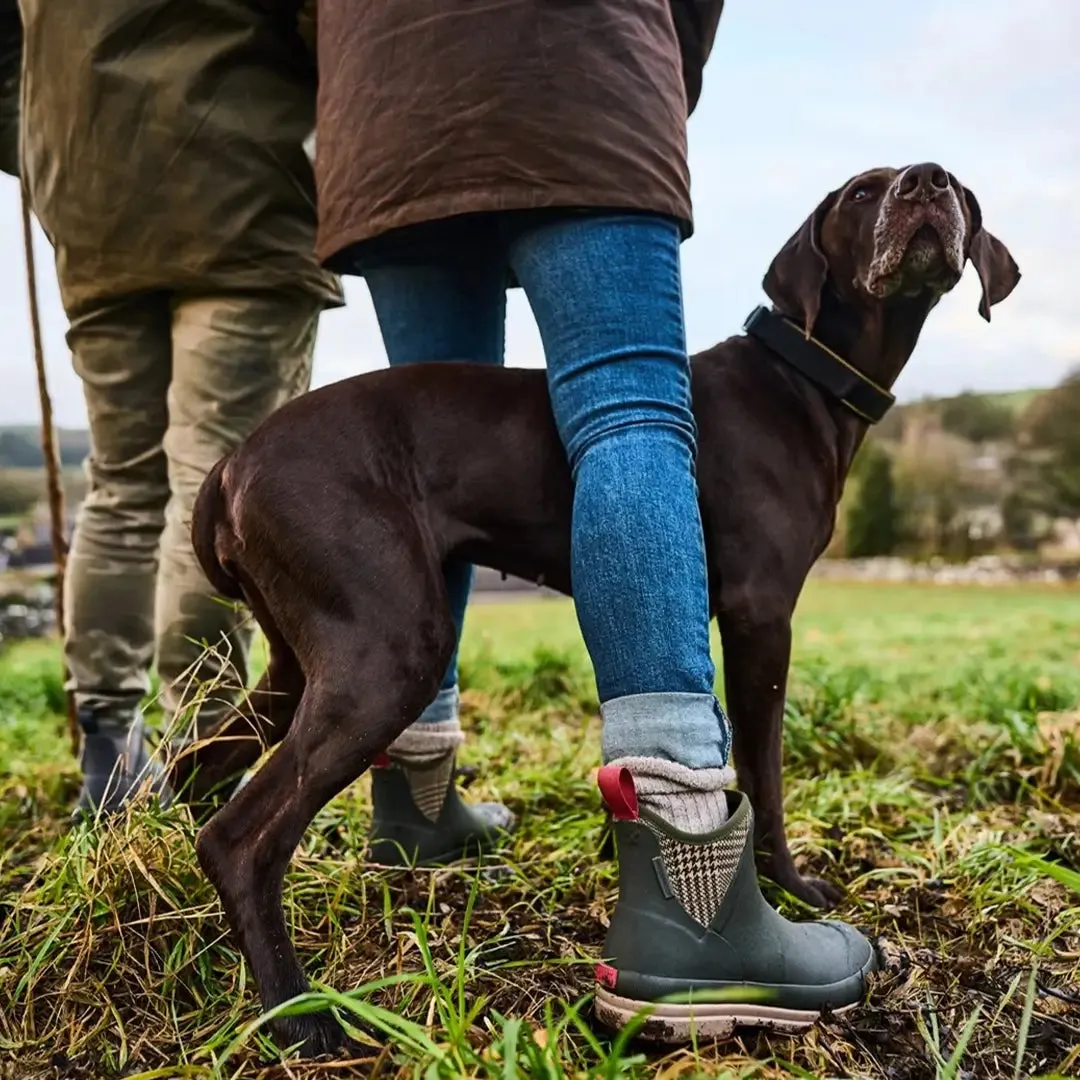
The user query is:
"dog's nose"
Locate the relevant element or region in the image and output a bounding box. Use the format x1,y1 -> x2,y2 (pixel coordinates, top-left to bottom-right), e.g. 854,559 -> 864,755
894,163 -> 951,202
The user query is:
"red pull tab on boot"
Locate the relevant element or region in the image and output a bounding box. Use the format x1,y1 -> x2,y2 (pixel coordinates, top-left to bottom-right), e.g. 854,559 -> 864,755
372,751 -> 391,769
597,764 -> 639,821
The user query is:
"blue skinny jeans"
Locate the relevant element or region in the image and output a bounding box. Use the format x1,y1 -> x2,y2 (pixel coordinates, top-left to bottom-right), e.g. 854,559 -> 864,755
355,212 -> 729,769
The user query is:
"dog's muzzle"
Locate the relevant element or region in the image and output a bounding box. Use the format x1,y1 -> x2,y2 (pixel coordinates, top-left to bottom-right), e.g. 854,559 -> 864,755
867,163 -> 966,296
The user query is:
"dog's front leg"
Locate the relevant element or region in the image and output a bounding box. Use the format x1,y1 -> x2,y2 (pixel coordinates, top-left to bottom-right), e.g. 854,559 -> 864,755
719,606 -> 844,910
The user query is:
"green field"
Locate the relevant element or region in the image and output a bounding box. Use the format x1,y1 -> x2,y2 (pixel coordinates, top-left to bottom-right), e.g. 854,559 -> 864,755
2,581 -> 1080,1079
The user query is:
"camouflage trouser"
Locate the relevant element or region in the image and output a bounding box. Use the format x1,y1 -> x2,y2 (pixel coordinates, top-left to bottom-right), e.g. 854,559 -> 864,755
63,288 -> 323,743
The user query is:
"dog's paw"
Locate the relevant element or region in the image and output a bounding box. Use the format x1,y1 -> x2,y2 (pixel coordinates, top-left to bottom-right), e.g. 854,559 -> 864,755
273,1012 -> 364,1060
786,873 -> 845,910
761,859 -> 845,910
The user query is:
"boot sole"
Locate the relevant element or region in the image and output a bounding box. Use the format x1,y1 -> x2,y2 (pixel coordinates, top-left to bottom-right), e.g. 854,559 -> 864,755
595,987 -> 857,1043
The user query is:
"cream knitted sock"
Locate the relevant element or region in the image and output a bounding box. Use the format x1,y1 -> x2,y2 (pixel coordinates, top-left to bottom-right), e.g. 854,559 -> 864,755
386,719 -> 465,821
607,756 -> 735,834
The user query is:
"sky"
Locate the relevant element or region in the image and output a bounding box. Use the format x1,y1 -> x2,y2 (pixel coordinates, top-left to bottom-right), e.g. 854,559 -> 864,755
0,0 -> 1076,429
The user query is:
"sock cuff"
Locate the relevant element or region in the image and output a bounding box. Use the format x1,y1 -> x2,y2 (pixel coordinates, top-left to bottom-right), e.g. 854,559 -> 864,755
608,755 -> 736,794
606,755 -> 735,833
389,716 -> 464,765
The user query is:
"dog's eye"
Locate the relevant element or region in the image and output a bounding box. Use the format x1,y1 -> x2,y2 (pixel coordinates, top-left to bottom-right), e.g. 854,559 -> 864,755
850,186 -> 870,202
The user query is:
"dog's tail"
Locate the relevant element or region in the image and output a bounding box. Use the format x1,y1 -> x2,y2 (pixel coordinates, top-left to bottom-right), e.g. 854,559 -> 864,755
191,455 -> 245,602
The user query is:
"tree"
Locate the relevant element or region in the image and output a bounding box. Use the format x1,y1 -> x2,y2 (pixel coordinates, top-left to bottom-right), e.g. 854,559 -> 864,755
0,428 -> 89,469
845,442 -> 900,557
939,392 -> 1015,444
1000,489 -> 1041,551
0,469 -> 43,517
0,431 -> 43,468
1014,368 -> 1080,517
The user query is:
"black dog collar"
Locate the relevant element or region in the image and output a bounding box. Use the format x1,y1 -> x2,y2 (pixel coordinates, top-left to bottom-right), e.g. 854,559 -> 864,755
743,305 -> 895,424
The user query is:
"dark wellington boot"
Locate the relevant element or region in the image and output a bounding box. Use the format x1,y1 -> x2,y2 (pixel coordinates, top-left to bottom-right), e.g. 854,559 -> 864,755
593,764 -> 878,1043
368,755 -> 515,867
73,703 -> 174,819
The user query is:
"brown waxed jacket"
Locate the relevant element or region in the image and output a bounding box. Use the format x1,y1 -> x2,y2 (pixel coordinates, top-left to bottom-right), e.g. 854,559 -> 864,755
313,0 -> 724,269
0,2 -> 17,178
16,0 -> 341,314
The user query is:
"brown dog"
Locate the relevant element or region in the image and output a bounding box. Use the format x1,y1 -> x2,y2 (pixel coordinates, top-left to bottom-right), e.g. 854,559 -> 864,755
174,163 -> 1019,1054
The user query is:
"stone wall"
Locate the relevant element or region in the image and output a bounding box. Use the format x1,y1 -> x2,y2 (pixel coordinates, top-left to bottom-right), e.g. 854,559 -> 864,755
4,557 -> 1076,649
810,555 -> 1080,586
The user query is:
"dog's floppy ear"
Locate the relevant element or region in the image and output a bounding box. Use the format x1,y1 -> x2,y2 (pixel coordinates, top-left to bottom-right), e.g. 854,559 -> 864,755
762,187 -> 839,337
956,181 -> 1021,322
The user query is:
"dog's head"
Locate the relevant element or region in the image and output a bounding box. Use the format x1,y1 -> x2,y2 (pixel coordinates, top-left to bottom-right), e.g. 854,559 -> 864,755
762,164 -> 1021,338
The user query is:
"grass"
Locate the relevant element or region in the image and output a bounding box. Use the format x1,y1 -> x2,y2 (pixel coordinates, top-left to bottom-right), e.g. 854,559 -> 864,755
2,579 -> 1080,1079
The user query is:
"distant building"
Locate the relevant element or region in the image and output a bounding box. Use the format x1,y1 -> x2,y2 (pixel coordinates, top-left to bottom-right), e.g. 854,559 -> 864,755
29,500 -> 77,544
7,541 -> 55,568
1050,518 -> 1080,554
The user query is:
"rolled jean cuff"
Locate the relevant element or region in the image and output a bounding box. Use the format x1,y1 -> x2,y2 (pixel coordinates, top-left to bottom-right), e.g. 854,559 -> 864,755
600,691 -> 731,770
415,685 -> 461,725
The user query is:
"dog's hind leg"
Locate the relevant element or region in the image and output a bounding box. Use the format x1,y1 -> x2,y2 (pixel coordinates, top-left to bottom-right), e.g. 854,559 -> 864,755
171,594 -> 306,816
194,514 -> 455,1057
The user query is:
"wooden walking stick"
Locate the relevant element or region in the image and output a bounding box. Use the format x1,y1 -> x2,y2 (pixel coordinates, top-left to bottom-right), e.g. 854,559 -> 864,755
20,177 -> 80,755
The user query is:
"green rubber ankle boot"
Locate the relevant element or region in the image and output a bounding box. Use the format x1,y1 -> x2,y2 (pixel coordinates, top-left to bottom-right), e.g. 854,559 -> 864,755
73,702 -> 174,819
368,754 -> 515,867
593,764 -> 878,1043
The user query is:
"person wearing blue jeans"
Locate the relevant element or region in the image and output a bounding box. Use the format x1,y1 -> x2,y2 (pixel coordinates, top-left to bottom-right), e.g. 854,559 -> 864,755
361,212 -> 729,856
367,212 -> 723,740
313,0 -> 875,1043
